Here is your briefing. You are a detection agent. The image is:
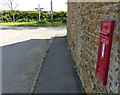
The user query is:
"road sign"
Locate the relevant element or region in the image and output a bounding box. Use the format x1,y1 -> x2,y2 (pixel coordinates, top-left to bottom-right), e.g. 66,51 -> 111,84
35,8 -> 44,11
35,4 -> 44,11
48,10 -> 52,14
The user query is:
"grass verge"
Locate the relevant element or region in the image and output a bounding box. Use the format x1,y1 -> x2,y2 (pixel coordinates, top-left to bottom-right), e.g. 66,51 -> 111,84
0,22 -> 66,27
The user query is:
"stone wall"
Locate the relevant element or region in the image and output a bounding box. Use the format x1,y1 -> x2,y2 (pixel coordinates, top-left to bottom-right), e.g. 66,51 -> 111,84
67,2 -> 119,93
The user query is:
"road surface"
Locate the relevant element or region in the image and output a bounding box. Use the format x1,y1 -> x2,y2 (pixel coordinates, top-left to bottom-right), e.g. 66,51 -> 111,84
0,26 -> 67,93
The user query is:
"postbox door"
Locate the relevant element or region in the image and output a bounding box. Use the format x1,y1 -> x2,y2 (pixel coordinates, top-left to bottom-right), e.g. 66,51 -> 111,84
96,41 -> 109,84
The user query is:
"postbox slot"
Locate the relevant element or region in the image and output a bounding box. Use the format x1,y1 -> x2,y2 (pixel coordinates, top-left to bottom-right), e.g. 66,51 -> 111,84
101,43 -> 105,58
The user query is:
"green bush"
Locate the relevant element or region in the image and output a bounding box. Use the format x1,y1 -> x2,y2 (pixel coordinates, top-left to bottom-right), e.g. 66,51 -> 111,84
28,19 -> 36,22
52,18 -> 61,22
61,17 -> 67,23
1,16 -> 9,22
0,10 -> 67,23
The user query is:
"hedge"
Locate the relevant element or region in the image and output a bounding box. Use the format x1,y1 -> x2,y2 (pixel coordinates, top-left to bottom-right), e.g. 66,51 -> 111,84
0,10 -> 67,23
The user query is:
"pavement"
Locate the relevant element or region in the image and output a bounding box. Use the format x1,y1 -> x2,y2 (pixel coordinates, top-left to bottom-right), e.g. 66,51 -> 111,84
34,36 -> 82,93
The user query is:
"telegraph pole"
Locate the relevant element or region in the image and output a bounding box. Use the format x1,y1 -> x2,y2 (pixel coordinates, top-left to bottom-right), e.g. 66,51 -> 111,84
51,0 -> 53,21
38,4 -> 41,21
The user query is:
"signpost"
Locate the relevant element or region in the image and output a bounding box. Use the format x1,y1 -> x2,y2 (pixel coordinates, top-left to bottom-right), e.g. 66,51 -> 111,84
51,0 -> 53,20
35,4 -> 44,21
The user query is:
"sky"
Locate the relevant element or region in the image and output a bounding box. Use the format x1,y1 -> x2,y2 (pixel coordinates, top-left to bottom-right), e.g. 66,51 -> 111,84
0,0 -> 67,11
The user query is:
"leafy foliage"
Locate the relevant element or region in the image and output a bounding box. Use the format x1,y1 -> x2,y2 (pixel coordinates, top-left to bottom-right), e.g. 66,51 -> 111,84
0,10 -> 67,23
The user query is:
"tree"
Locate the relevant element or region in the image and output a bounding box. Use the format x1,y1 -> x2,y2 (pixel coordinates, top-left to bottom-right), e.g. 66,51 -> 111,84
2,0 -> 18,22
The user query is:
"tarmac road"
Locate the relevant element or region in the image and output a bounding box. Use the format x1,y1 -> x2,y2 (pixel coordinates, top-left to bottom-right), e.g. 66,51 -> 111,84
2,39 -> 50,93
0,26 -> 66,93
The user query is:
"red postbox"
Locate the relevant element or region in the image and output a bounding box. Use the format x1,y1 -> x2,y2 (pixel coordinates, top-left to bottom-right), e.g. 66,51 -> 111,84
96,20 -> 115,85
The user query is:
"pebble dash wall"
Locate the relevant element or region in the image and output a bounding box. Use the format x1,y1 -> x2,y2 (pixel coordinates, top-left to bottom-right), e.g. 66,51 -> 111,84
67,2 -> 119,93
